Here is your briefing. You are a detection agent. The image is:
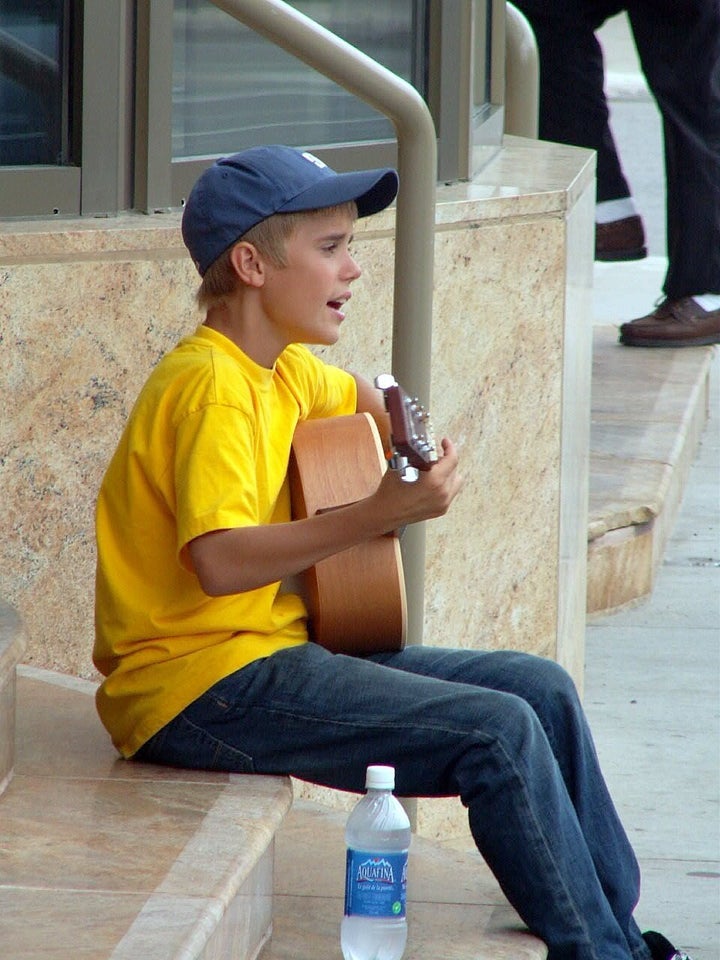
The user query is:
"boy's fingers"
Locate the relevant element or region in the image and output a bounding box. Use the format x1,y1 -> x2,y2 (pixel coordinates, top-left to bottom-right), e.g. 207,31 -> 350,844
430,437 -> 458,473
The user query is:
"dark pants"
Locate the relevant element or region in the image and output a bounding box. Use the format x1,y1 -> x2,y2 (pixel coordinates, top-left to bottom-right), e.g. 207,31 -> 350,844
513,0 -> 720,298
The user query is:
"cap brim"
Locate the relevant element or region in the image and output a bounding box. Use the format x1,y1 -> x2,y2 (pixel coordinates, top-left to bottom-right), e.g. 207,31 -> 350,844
278,167 -> 398,219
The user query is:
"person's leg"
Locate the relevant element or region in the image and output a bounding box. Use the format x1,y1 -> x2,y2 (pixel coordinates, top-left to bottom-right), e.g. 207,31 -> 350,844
513,0 -> 646,260
617,0 -> 720,346
136,643 -> 648,960
372,646 -> 649,960
514,0 -> 627,202
626,0 -> 720,299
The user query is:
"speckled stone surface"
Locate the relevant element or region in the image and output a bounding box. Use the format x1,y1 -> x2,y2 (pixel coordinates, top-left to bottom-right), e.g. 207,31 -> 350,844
264,799 -> 546,960
3,668 -> 292,960
0,600 -> 25,796
1,667 -> 546,959
587,325 -> 714,614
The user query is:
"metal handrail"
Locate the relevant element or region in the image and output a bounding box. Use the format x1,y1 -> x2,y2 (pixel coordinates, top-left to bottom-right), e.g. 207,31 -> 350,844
210,0 -> 437,645
505,3 -> 539,138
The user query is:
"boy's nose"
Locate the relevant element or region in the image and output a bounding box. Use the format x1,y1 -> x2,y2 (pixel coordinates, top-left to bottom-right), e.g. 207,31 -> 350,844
344,253 -> 362,282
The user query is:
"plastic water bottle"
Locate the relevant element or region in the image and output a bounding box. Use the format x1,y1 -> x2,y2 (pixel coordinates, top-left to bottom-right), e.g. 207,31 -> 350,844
341,765 -> 411,960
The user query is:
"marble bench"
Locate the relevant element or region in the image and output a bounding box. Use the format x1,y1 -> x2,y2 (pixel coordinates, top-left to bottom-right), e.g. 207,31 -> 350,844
1,642 -> 292,960
0,600 -> 26,797
1,598 -> 545,959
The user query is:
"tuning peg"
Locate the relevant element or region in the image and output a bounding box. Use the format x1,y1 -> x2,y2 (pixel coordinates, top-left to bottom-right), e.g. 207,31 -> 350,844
388,453 -> 419,483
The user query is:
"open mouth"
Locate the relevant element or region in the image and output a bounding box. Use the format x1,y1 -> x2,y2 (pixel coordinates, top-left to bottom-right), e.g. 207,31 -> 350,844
327,296 -> 350,319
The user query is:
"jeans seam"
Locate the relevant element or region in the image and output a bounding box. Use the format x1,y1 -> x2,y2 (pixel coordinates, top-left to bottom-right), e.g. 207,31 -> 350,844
257,702 -> 497,737
181,712 -> 255,770
482,731 -> 607,960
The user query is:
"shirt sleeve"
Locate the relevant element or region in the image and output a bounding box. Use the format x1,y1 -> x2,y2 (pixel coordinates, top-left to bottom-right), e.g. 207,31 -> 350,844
172,343 -> 357,564
280,344 -> 357,420
174,403 -> 258,555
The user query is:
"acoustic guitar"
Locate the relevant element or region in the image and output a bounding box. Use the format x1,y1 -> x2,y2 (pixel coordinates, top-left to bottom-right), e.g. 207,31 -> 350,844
289,376 -> 437,655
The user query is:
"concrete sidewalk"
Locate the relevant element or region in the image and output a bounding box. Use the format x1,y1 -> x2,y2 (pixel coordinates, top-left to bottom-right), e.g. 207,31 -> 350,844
582,17 -> 719,957
586,258 -> 719,960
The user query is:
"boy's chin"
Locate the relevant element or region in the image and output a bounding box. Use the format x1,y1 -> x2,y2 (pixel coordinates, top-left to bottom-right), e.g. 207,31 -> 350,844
305,329 -> 341,347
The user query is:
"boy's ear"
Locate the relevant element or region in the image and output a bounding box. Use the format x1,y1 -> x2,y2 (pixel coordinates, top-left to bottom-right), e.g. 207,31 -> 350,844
229,241 -> 266,288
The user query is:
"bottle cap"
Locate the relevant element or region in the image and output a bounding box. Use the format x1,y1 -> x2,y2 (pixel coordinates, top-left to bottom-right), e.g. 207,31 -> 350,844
365,765 -> 395,790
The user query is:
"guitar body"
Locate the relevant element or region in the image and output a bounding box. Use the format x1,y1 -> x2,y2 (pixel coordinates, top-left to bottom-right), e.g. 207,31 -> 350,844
289,413 -> 407,655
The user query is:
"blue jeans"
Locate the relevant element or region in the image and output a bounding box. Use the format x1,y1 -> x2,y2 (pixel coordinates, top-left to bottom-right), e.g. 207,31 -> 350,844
135,644 -> 651,960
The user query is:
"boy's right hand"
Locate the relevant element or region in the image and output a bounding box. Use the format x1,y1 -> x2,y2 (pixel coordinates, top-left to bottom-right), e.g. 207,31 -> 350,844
371,436 -> 463,530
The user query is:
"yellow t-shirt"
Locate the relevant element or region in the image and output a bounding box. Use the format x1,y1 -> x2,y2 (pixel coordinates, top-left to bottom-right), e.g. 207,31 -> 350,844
93,324 -> 357,757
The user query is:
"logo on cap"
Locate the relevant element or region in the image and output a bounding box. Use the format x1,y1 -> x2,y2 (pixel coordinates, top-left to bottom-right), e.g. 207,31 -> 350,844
301,151 -> 327,170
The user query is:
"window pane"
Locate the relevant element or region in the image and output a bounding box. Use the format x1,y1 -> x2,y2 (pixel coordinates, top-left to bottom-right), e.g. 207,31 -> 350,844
473,0 -> 493,116
0,0 -> 70,166
172,0 -> 419,160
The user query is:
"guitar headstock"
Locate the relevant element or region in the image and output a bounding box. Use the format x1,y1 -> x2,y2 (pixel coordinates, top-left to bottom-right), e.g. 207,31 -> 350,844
374,374 -> 438,473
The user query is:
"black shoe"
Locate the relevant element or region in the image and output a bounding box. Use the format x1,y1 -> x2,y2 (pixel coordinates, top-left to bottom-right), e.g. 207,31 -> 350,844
643,930 -> 694,960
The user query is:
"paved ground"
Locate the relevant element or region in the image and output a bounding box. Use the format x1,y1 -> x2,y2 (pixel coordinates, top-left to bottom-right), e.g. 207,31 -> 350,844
585,330 -> 719,959
587,14 -> 720,959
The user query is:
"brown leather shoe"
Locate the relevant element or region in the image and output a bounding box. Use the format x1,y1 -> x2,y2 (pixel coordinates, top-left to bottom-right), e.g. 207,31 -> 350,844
595,215 -> 647,261
619,297 -> 720,347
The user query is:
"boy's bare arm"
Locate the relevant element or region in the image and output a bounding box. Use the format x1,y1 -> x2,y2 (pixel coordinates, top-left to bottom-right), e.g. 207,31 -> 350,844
352,372 -> 391,450
188,437 -> 462,597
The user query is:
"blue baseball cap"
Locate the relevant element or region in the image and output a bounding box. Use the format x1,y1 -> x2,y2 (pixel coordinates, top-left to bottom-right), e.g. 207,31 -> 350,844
181,145 -> 399,276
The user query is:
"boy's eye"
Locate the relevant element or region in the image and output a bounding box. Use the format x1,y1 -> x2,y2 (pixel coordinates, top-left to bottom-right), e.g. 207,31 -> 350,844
319,234 -> 353,256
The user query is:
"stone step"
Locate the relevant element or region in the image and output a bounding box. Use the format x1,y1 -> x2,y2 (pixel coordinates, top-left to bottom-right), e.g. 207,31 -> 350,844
2,667 -> 292,960
0,600 -> 26,798
587,327 -> 714,615
262,799 -> 546,960
3,667 -> 545,960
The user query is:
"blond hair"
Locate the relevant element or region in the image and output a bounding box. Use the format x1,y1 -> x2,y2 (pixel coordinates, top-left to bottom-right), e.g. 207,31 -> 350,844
196,201 -> 357,311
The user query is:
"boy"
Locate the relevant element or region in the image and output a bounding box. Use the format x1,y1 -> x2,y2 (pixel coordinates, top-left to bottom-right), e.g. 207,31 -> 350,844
94,145 -> 690,960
